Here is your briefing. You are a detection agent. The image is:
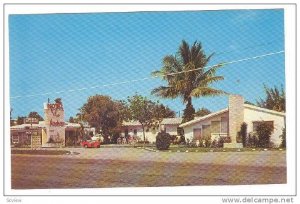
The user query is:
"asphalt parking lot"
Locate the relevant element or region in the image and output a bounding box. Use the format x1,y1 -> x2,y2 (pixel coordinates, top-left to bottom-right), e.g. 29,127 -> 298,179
11,147 -> 286,189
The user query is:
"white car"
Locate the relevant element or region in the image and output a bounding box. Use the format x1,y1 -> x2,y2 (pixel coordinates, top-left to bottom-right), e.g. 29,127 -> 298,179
91,134 -> 103,142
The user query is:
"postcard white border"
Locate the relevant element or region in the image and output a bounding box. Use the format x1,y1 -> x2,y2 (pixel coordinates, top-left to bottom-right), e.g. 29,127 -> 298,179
2,2 -> 297,197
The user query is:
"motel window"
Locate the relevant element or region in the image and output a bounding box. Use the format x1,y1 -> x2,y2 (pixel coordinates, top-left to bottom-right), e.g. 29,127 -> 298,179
221,117 -> 228,133
252,121 -> 274,132
134,129 -> 137,135
211,121 -> 221,133
202,125 -> 211,138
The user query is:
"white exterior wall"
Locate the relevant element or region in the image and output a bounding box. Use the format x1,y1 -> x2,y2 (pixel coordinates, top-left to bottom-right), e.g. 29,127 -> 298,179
164,124 -> 178,136
126,125 -> 158,143
183,112 -> 229,141
243,106 -> 285,146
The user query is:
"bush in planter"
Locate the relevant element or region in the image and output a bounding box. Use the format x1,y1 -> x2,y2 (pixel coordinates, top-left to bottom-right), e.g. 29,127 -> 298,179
156,132 -> 171,150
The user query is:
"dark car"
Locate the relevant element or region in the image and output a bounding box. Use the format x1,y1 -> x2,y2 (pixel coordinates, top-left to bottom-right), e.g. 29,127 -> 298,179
81,140 -> 100,148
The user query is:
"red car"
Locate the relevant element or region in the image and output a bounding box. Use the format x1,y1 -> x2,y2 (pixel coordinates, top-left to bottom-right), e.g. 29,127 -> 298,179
81,140 -> 100,148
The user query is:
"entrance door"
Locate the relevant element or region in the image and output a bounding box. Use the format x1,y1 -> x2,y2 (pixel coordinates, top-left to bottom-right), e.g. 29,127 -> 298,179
193,128 -> 202,140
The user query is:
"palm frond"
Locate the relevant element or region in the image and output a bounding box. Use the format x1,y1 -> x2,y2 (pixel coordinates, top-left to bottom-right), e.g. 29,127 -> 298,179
191,87 -> 228,98
197,76 -> 225,87
151,70 -> 163,77
151,86 -> 179,99
180,40 -> 191,64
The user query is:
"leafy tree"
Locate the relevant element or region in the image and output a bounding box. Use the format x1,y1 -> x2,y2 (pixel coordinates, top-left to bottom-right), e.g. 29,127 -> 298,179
16,116 -> 26,125
245,100 -> 255,105
127,94 -> 175,143
182,102 -> 195,122
79,95 -> 120,142
195,107 -> 211,117
127,94 -> 155,144
115,100 -> 132,122
54,98 -> 62,104
152,104 -> 176,127
152,40 -> 226,123
257,84 -> 285,112
28,111 -> 44,121
69,117 -> 75,123
10,108 -> 15,126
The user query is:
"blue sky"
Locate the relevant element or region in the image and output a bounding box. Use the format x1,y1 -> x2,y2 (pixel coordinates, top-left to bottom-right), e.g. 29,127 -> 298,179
9,9 -> 285,120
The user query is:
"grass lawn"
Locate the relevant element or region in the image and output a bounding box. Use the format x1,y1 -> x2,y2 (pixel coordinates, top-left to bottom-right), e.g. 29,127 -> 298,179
11,149 -> 78,155
144,145 -> 286,152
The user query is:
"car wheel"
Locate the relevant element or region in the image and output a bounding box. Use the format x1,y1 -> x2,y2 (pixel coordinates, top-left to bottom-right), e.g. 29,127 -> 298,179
84,144 -> 88,148
97,145 -> 100,148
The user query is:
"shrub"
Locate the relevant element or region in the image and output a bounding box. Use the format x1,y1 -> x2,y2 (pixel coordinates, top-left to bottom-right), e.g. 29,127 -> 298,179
248,132 -> 259,147
280,127 -> 286,148
256,123 -> 273,148
156,132 -> 171,150
240,122 -> 248,147
211,137 -> 227,148
179,135 -> 186,144
199,137 -> 212,148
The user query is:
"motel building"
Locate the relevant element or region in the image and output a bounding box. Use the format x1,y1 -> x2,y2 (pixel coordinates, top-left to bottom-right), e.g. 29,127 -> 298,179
10,101 -> 83,148
179,95 -> 286,148
121,118 -> 183,143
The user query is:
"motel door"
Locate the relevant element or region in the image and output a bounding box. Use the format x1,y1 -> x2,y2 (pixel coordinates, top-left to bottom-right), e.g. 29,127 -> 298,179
193,128 -> 202,140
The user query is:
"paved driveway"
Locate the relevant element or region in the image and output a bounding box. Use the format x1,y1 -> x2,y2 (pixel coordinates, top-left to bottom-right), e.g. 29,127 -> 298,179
11,147 -> 286,189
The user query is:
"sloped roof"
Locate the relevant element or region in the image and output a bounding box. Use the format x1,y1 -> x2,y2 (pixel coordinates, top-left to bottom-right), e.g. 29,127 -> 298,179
179,108 -> 229,128
243,104 -> 285,116
160,118 -> 183,125
11,121 -> 81,129
10,123 -> 43,130
65,122 -> 81,128
179,103 -> 286,128
122,121 -> 142,126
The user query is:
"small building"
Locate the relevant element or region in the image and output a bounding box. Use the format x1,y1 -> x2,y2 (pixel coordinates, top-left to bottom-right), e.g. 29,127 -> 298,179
121,121 -> 159,143
10,121 -> 81,147
179,95 -> 285,148
121,118 -> 183,143
159,118 -> 183,136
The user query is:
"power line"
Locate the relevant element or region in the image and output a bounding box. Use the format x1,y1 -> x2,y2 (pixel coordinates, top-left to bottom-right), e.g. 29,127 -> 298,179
10,50 -> 284,99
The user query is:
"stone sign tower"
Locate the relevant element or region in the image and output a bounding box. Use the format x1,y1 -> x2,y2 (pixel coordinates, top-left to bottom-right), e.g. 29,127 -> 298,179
42,101 -> 65,147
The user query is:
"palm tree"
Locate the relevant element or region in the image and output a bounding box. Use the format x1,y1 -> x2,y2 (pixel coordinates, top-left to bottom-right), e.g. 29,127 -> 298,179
257,84 -> 285,112
152,40 -> 226,122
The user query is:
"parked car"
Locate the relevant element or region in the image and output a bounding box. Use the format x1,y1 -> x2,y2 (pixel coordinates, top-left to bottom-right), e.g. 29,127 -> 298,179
81,140 -> 100,148
91,134 -> 103,142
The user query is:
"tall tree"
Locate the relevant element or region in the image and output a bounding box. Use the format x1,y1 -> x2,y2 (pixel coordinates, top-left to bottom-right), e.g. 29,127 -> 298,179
28,111 -> 44,121
79,95 -> 120,140
127,94 -> 155,144
256,84 -> 285,112
152,40 -> 225,123
195,107 -> 211,117
16,116 -> 26,125
54,98 -> 62,104
127,94 -> 175,143
69,117 -> 75,123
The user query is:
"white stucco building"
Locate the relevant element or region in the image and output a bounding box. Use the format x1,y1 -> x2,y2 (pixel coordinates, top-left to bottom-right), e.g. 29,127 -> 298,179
179,95 -> 285,147
160,118 -> 183,136
121,118 -> 183,143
